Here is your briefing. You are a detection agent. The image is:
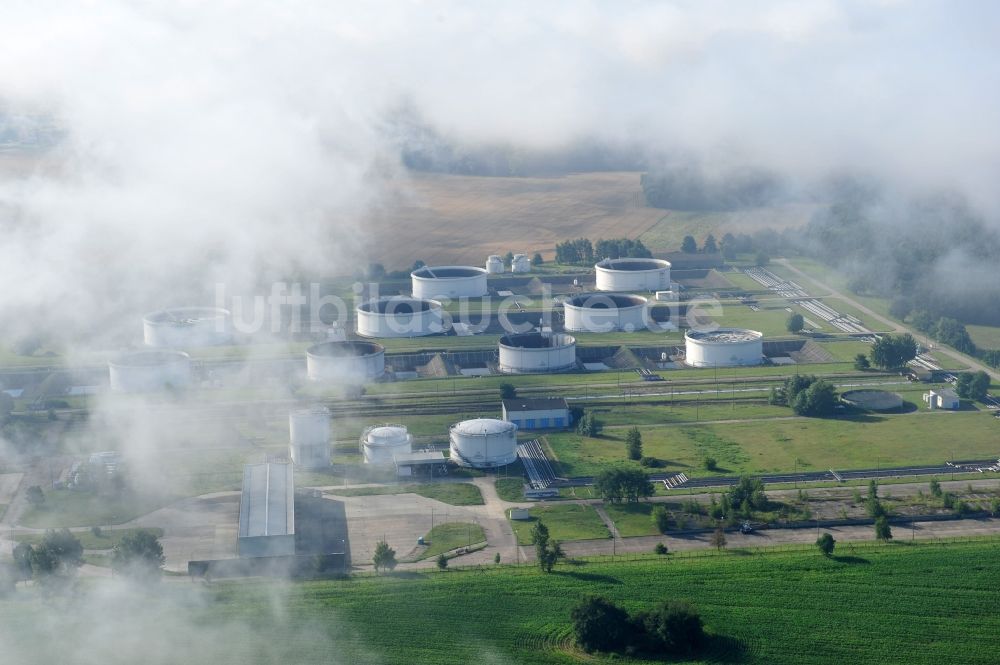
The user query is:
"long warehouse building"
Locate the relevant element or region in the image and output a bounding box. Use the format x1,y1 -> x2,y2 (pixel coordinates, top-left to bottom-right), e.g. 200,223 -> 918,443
237,462 -> 296,558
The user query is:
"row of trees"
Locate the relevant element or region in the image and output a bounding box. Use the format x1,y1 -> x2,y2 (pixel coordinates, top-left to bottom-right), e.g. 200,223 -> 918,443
555,237 -> 652,264
768,374 -> 839,417
571,595 -> 705,656
956,371 -> 991,401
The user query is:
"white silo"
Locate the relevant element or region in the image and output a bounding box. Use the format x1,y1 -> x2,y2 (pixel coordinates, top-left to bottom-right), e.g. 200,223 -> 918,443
360,424 -> 413,465
684,328 -> 764,367
289,407 -> 331,469
306,341 -> 385,382
498,332 -> 576,373
449,418 -> 518,468
411,265 -> 488,300
511,254 -> 530,273
355,297 -> 446,338
108,350 -> 192,393
595,258 -> 671,292
486,255 -> 505,274
143,307 -> 231,348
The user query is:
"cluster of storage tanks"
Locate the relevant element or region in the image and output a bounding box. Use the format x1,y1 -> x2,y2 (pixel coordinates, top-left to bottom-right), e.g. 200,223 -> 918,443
357,418 -> 519,470
486,254 -> 530,274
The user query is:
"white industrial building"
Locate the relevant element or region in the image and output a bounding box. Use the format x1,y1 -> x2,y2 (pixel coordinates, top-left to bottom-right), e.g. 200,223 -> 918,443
449,418 -> 518,468
684,328 -> 764,367
511,254 -> 530,273
237,462 -> 295,558
486,255 -> 504,274
306,341 -> 385,382
563,293 -> 650,333
595,258 -> 671,292
289,407 -> 331,469
143,307 -> 231,348
502,398 -> 571,430
411,265 -> 488,300
498,332 -> 576,373
108,349 -> 192,393
360,424 -> 413,465
924,388 -> 960,410
355,296 -> 446,338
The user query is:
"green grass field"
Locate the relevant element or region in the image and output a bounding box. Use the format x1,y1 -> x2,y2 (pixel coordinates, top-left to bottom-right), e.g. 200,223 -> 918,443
602,502 -> 660,537
324,482 -> 484,506
510,503 -> 610,545
496,478 -> 526,502
968,324 -> 1000,350
413,522 -> 486,560
18,489 -> 176,528
6,538 -> 996,664
547,410 -> 1000,478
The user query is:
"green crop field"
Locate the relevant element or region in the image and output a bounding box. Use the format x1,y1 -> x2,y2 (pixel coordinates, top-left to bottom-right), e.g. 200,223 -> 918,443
6,539 -> 999,664
510,503 -> 610,545
324,482 -> 484,506
547,410 -> 1000,478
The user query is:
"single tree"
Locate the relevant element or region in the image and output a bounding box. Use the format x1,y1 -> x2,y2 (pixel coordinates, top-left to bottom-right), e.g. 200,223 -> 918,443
710,527 -> 727,551
531,252 -> 543,266
25,485 -> 45,507
853,353 -> 871,370
867,479 -> 879,501
786,313 -> 805,333
570,595 -> 632,653
874,516 -> 893,542
436,554 -> 448,570
531,520 -> 562,572
654,542 -> 668,555
704,457 -> 718,471
816,532 -> 836,557
702,234 -> 718,254
111,529 -> 165,581
929,478 -> 942,498
652,505 -> 670,534
637,600 -> 705,655
503,251 -> 515,268
681,235 -> 698,254
625,426 -> 643,461
493,552 -> 501,565
499,382 -> 517,399
372,539 -> 397,574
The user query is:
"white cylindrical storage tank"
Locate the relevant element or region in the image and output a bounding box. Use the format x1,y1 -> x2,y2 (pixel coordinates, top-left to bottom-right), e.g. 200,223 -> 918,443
289,407 -> 331,469
143,307 -> 231,348
109,350 -> 192,393
563,293 -> 650,333
411,265 -> 488,300
684,328 -> 764,367
360,424 -> 413,465
449,418 -> 518,468
595,258 -> 671,292
356,297 -> 446,338
486,255 -> 504,274
498,332 -> 576,373
511,254 -> 530,273
306,341 -> 385,382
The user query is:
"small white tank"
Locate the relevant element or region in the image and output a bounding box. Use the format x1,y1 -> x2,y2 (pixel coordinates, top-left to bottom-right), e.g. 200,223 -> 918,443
361,424 -> 413,465
511,254 -> 530,273
486,255 -> 505,274
289,407 -> 331,469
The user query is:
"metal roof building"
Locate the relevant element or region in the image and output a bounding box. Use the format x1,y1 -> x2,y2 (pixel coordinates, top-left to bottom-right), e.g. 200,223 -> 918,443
501,398 -> 571,430
237,462 -> 296,558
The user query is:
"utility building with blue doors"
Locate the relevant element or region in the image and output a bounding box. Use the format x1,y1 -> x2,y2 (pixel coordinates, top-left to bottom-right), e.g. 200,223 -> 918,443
501,397 -> 571,430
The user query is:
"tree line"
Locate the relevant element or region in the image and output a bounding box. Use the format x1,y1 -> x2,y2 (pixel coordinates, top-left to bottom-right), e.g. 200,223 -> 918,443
555,237 -> 652,264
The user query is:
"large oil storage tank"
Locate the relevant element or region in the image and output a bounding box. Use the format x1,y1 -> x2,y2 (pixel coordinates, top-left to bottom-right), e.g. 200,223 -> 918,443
498,332 -> 576,373
411,265 -> 488,300
595,258 -> 671,292
486,255 -> 504,274
360,424 -> 413,465
356,296 -> 446,338
684,328 -> 764,367
109,349 -> 192,393
449,418 -> 518,468
563,293 -> 649,333
289,407 -> 331,469
143,307 -> 231,348
306,340 -> 385,382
